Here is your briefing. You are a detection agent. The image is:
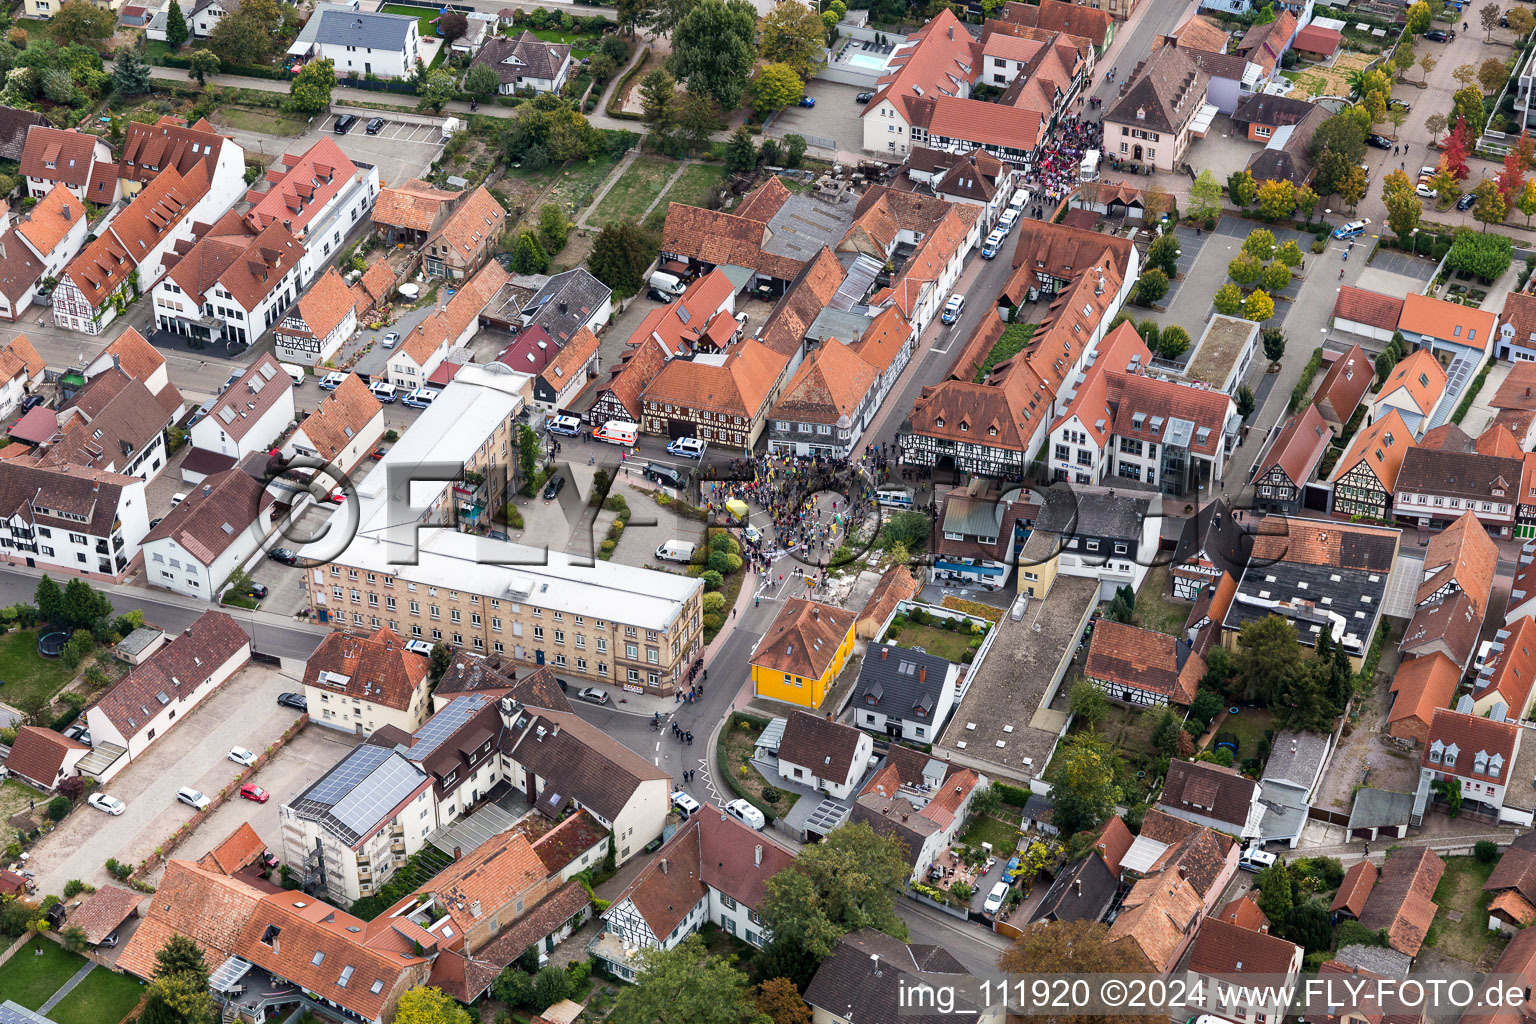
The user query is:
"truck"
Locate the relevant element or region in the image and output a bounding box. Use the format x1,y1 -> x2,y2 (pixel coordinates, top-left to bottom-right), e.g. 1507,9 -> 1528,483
1079,149 -> 1101,182
655,540 -> 697,563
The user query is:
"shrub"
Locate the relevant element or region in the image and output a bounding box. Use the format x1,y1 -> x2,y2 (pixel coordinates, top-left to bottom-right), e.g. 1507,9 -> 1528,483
61,879 -> 87,898
702,591 -> 726,613
534,965 -> 573,1008
700,569 -> 723,591
568,958 -> 592,989
1476,839 -> 1499,863
703,612 -> 724,631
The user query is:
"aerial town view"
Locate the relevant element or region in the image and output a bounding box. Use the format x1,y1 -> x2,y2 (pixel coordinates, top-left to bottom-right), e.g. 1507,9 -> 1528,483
6,0 -> 1536,1020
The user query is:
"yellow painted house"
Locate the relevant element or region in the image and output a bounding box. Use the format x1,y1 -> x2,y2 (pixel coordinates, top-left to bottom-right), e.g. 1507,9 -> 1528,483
750,598 -> 857,709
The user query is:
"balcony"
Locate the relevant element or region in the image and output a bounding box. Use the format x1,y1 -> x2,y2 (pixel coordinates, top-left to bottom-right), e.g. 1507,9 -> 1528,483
95,541 -> 108,554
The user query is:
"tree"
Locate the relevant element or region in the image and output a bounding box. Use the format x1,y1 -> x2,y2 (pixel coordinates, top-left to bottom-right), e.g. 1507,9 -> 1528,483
1001,921 -> 1160,1023
669,0 -> 757,111
724,126 -> 758,175
416,68 -> 457,113
1453,62 -> 1478,88
437,10 -> 469,43
510,231 -> 550,272
640,67 -> 678,135
1105,584 -> 1135,623
1473,178 -> 1508,228
139,973 -> 218,1024
1392,36 -> 1416,81
1429,166 -> 1460,205
1276,239 -> 1305,267
533,966 -> 573,1009
1482,0 -> 1502,41
111,48 -> 153,97
1145,233 -> 1180,277
187,49 -> 220,85
465,63 -> 500,99
751,61 -> 802,116
1480,56 -> 1510,97
1364,90 -> 1386,129
287,57 -> 335,114
208,0 -> 282,65
678,90 -> 719,155
42,68 -> 76,105
1160,324 -> 1193,360
49,1 -> 114,46
760,821 -> 908,963
1389,105 -> 1408,140
1237,385 -> 1256,418
154,934 -> 211,986
1256,177 -> 1297,221
1241,227 -> 1278,259
1068,680 -> 1109,730
394,986 -> 471,1024
751,978 -> 810,1024
1243,289 -> 1275,323
61,578 -> 109,630
34,574 -> 61,625
1383,170 -> 1423,240
1134,268 -> 1169,306
428,642 -> 452,680
1451,87 -> 1485,139
758,0 -> 824,80
1310,108 -> 1368,167
1226,169 -> 1256,208
1425,112 -> 1448,145
1213,282 -> 1243,317
1262,327 -> 1287,362
1151,707 -> 1185,755
1511,6 -> 1536,39
1254,860 -> 1295,922
1049,731 -> 1120,835
616,0 -> 654,35
611,934 -> 766,1024
647,0 -> 698,36
1233,615 -> 1308,703
588,218 -> 660,294
166,0 -> 189,47
539,204 -> 569,254
1405,0 -> 1431,33
1261,262 -> 1292,292
1419,52 -> 1438,84
61,925 -> 88,952
1295,183 -> 1319,222
1338,164 -> 1368,210
1189,169 -> 1223,221
1228,253 -> 1263,287
783,133 -> 807,168
1518,179 -> 1536,225
493,969 -> 535,1009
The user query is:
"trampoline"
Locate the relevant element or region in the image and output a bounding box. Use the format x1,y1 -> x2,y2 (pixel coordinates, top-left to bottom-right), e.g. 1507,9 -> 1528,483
37,630 -> 66,657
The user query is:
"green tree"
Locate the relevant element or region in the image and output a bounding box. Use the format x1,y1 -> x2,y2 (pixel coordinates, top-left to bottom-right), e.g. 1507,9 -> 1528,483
61,925 -> 88,952
1275,239 -> 1304,267
516,423 -> 540,492
1242,227 -> 1279,259
647,0 -> 698,36
1473,178 -> 1507,228
1242,288 -> 1275,323
429,642 -> 452,681
287,57 -> 335,114
1480,55 -> 1509,95
538,204 -> 570,255
1256,178 -> 1296,221
758,0 -> 825,80
393,986 -> 472,1024
1451,86 -> 1485,135
139,973 -> 218,1024
166,0 -> 189,47
1261,262 -> 1292,292
493,969 -> 535,1009
1236,385 -> 1256,418
1254,860 -> 1295,922
1134,268 -> 1169,306
1511,6 -> 1536,39
416,68 -> 457,113
1233,615 -> 1308,703
1446,227 -> 1514,280
640,67 -> 679,135
1405,0 -> 1431,34
1262,327 -> 1287,362
1392,36 -> 1415,80
1068,680 -> 1109,730
49,1 -> 114,46
1226,169 -> 1256,208
587,218 -> 660,294
616,0 -> 654,35
1228,253 -> 1263,287
60,578 -> 109,630
751,61 -> 802,115
465,63 -> 500,99
208,0 -> 282,65
1145,233 -> 1180,277
669,0 -> 757,111
1159,324 -> 1192,360
187,49 -> 220,85
1213,282 -> 1243,316
511,230 -> 549,273
533,965 -> 573,1008
783,133 -> 808,168
34,574 -> 61,625
1338,164 -> 1368,211
1382,167 -> 1421,239
1104,584 -> 1135,623
610,934 -> 766,1024
1518,178 -> 1536,225
1189,169 -> 1223,220
1049,731 -> 1121,835
41,68 -> 76,105
760,821 -> 908,962
154,934 -> 210,987
1001,921 -> 1158,1012
113,47 -> 152,96
678,89 -> 720,155
1151,708 -> 1186,755
724,125 -> 758,175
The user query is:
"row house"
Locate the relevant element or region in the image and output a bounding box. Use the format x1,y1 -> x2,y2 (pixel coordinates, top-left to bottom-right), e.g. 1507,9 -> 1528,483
18,125 -> 115,204
532,325 -> 602,412
152,212 -> 307,347
0,183 -> 87,321
284,372 -> 385,481
1046,321 -> 1152,485
1399,510 -> 1497,674
1470,615 -> 1536,721
1001,219 -> 1137,309
114,116 -> 247,211
837,187 -> 979,339
1419,709 -> 1523,822
1312,343 -> 1373,432
187,354 -> 296,480
902,147 -> 1019,233
1170,496 -> 1246,601
372,178 -> 461,248
1096,370 -> 1237,495
274,267 -> 359,366
996,0 -> 1114,53
764,339 -> 879,458
1393,427 -> 1523,536
0,334 -> 43,419
244,135 -> 381,284
1021,485 -> 1158,600
1252,403 -> 1331,514
386,262 -> 508,388
53,162 -> 217,336
658,176 -> 817,293
1109,809 -> 1239,972
1488,361 -> 1536,448
422,185 -> 506,280
931,485 -> 1034,589
1329,408 -> 1415,522
0,460 -> 149,580
24,362 -> 181,481
640,339 -> 787,449
1369,350 -> 1448,439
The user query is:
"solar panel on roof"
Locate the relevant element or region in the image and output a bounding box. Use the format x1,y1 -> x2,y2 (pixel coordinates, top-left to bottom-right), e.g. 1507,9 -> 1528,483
259,363 -> 276,380
303,743 -> 394,807
407,693 -> 492,762
328,754 -> 425,838
218,406 -> 237,424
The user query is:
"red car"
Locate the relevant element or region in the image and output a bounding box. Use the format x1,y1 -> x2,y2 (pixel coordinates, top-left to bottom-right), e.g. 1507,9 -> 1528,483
240,783 -> 270,803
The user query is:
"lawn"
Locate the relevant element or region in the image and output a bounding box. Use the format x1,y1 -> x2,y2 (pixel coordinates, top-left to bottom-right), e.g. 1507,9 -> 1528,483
958,812 -> 1023,853
589,155 -> 674,226
0,629 -> 81,713
381,3 -> 439,39
0,777 -> 47,825
974,322 -> 1037,383
1213,706 -> 1274,763
718,715 -> 798,822
0,937 -> 88,1010
48,966 -> 145,1024
528,26 -> 604,60
532,155 -> 621,223
1130,565 -> 1193,636
883,620 -> 976,663
212,105 -> 310,137
1428,856 -> 1507,969
660,163 -> 725,209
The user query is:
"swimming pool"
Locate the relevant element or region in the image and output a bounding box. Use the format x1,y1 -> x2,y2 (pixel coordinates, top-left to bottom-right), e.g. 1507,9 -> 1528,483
846,52 -> 887,71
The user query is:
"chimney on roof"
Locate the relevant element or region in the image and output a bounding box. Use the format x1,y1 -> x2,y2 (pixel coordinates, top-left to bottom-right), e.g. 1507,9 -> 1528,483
811,607 -> 818,620
872,954 -> 881,978
919,666 -> 926,683
881,647 -> 888,659
755,844 -> 762,867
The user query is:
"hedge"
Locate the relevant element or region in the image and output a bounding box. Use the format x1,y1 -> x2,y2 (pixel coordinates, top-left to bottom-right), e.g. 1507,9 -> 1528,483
606,45 -> 650,120
1451,361 -> 1493,425
993,781 -> 1029,808
157,51 -> 291,81
1288,346 -> 1324,412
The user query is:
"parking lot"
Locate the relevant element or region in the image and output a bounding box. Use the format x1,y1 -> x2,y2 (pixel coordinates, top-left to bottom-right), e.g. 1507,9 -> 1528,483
312,111 -> 446,188
767,79 -> 869,161
26,663 -> 307,896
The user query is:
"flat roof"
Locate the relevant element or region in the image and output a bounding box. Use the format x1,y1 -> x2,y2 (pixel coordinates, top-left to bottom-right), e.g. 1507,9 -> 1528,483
1185,315 -> 1257,389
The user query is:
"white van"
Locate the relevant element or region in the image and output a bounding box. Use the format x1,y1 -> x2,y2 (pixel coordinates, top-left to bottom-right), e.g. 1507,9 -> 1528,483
648,271 -> 686,299
370,380 -> 398,403
1238,846 -> 1277,872
279,362 -> 305,386
1008,188 -> 1030,212
998,207 -> 1020,233
1079,148 -> 1101,182
656,540 -> 697,563
981,228 -> 1008,260
594,419 -> 638,446
876,488 -> 914,509
725,798 -> 766,831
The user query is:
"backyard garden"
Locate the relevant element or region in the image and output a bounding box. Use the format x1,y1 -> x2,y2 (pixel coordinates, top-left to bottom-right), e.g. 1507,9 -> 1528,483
1426,853 -> 1508,969
0,936 -> 144,1022
717,712 -> 797,826
881,606 -> 989,664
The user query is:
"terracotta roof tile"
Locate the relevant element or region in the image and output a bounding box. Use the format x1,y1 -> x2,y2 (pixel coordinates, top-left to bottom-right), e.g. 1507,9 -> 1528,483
1256,403 -> 1332,487
1401,293 -> 1497,351
199,822 -> 268,876
1216,894 -> 1272,932
65,884 -> 142,944
1499,294 -> 1536,358
1332,859 -> 1378,917
117,857 -> 268,981
642,339 -> 787,421
1358,846 -> 1444,956
1422,708 -> 1520,786
538,324 -> 599,396
372,179 -> 461,232
3,725 -> 85,788
1418,511 -> 1498,615
1474,615 -> 1536,719
1105,45 -> 1208,137
304,626 -> 428,714
93,611 -> 250,741
1330,408 -> 1415,492
117,115 -> 228,186
428,185 -> 504,262
293,373 -> 382,466
1388,652 -> 1462,737
859,564 -> 919,630
770,339 -> 877,425
16,183 -> 83,258
1334,285 -> 1406,332
1108,871 -> 1202,971
1313,344 -> 1373,427
1086,620 -> 1203,705
281,267 -> 357,345
245,136 -> 359,236
143,464 -> 271,563
1188,917 -> 1300,975
751,598 -> 856,680
19,126 -> 99,187
1168,13 -> 1231,53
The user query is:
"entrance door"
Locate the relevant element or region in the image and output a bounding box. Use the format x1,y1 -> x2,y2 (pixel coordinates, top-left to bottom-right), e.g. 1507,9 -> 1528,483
1133,144 -> 1143,162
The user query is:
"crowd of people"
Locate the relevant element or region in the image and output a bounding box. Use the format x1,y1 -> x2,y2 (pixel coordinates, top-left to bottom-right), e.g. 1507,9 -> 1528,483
1022,111 -> 1104,214
701,450 -> 881,565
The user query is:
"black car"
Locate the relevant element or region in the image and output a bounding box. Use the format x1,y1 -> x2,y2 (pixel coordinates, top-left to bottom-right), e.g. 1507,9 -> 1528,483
1458,191 -> 1477,210
20,395 -> 44,413
366,117 -> 385,135
1367,134 -> 1393,150
277,692 -> 307,711
268,547 -> 299,565
1424,28 -> 1451,41
543,474 -> 566,500
247,583 -> 270,600
334,114 -> 357,134
855,91 -> 873,103
149,517 -> 163,529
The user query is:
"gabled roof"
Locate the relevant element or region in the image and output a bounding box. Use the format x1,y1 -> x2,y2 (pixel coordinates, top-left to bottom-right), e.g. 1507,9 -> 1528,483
1233,92 -> 1320,128
304,626 -> 428,714
1167,13 -> 1231,54
294,373 -> 382,464
19,126 -> 99,187
2,725 -> 85,788
1388,651 -> 1462,735
16,183 -> 84,258
1108,871 -> 1203,971
1159,759 -> 1256,830
1358,846 -> 1444,956
0,334 -> 43,386
1050,320 -> 1153,449
751,598 -> 856,680
1255,403 -> 1331,486
1235,9 -> 1296,75
95,327 -> 164,389
118,115 -> 230,185
116,856 -> 269,982
1499,293 -> 1536,357
166,210 -> 305,312
1332,859 -> 1378,917
280,266 -> 356,345
1395,444 -> 1522,504
1417,511 -> 1498,615
313,7 -> 416,49
1187,917 -> 1300,975
641,339 -> 787,421
64,884 -> 143,945
201,353 -> 293,443
502,709 -> 667,822
1474,615 -> 1536,719
776,709 -> 866,778
758,247 -> 844,359
1330,407 -> 1415,492
143,464 -> 271,564
1216,894 -> 1272,932
428,186 -> 504,262
1401,293 -> 1497,350
1423,708 -> 1519,785
1293,23 -> 1342,54
1485,831 -> 1536,905
245,136 -> 360,236
806,929 -> 978,1024
93,612 -> 250,741
1313,343 -> 1373,426
0,459 -> 136,537
1085,620 -> 1203,705
1108,372 -> 1234,458
372,179 -> 460,233
199,821 -> 267,876
1104,44 -> 1207,137
1376,349 -> 1448,416
471,30 -> 572,84
867,9 -> 976,118
0,106 -> 50,163
769,338 -> 877,426
997,0 -> 1111,47
1334,285 -> 1407,332
537,324 -> 599,395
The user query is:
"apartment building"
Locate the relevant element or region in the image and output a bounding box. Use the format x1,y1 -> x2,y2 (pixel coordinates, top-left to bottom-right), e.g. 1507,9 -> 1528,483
18,126 -> 114,202
0,183 -> 88,322
0,461 -> 150,580
142,464 -> 275,599
114,115 -> 247,211
242,135 -> 381,284
152,213 -> 307,347
303,625 -> 432,735
187,354 -> 296,476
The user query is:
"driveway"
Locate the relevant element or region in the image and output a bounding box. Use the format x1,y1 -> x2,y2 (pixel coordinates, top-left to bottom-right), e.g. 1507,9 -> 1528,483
26,663 -> 307,896
165,723 -> 362,879
767,79 -> 868,158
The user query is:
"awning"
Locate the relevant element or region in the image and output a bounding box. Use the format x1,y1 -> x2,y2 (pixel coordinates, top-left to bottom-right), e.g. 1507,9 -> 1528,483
725,499 -> 749,521
1189,103 -> 1219,138
935,560 -> 1004,576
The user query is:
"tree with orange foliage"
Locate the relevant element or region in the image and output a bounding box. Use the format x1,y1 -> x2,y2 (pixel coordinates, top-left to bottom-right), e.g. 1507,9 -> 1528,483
1441,115 -> 1473,182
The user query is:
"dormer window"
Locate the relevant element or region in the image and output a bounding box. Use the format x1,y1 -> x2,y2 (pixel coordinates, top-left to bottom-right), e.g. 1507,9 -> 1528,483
1444,744 -> 1458,768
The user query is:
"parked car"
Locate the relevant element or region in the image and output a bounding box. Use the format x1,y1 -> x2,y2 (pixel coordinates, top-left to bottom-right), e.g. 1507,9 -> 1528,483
547,413 -> 582,436
1366,133 -> 1393,150
177,787 -> 211,811
170,492 -> 186,508
269,547 -> 299,565
1457,191 -> 1478,210
149,517 -> 163,530
327,487 -> 347,504
855,91 -> 873,103
366,117 -> 385,135
229,746 -> 257,767
405,639 -> 435,657
941,293 -> 965,324
334,114 -> 358,134
1389,98 -> 1411,112
667,437 -> 707,459
1424,28 -> 1451,41
1239,846 -> 1277,872
98,932 -> 119,947
240,783 -> 270,803
577,686 -> 610,705
88,793 -> 125,816
799,96 -> 815,107
246,583 -> 269,600
370,446 -> 390,460
1332,218 -> 1370,239
381,332 -> 400,349
543,474 -> 566,500
983,881 -> 1010,914
277,692 -> 307,711
402,388 -> 436,409
319,372 -> 347,390
671,790 -> 702,817
725,798 -> 765,830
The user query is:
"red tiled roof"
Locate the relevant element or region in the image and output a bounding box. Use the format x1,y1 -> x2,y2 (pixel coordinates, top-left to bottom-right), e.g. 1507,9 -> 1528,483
1331,859 -> 1378,917
19,126 -> 99,187
750,599 -> 855,679
3,724 -> 85,788
303,626 -> 428,714
1474,615 -> 1536,719
1313,343 -> 1372,426
1388,652 -> 1461,736
1334,285 -> 1405,332
1418,510 -> 1498,616
1293,24 -> 1342,54
246,136 -> 359,236
1422,708 -> 1520,784
1358,846 -> 1444,956
1086,620 -> 1203,705
1188,917 -> 1300,975
1330,407 -> 1415,492
1255,403 -> 1331,486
